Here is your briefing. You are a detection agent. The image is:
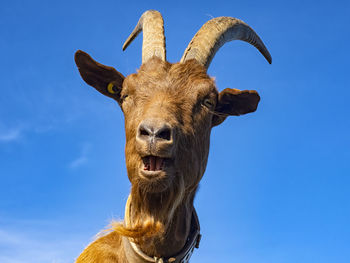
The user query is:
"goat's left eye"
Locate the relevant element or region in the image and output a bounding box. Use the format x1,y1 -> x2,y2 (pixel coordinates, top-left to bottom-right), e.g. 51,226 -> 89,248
107,83 -> 118,94
203,98 -> 214,108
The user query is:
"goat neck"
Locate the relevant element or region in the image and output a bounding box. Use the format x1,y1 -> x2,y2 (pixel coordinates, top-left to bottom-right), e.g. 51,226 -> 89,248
124,188 -> 197,261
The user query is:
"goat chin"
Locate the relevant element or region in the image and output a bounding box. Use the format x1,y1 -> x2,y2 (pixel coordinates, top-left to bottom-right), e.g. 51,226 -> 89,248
136,174 -> 173,193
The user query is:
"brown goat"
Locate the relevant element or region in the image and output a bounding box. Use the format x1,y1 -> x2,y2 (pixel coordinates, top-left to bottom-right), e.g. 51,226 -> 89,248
74,10 -> 271,263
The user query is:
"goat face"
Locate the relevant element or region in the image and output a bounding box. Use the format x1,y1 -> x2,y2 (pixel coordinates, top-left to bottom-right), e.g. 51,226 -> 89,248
75,52 -> 261,194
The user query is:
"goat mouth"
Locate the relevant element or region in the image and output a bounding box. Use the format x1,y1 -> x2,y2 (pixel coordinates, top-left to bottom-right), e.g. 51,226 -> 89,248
142,156 -> 167,172
139,155 -> 172,180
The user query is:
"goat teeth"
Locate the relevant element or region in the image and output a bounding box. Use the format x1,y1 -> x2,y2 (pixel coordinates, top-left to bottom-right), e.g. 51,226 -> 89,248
156,157 -> 163,171
142,156 -> 166,171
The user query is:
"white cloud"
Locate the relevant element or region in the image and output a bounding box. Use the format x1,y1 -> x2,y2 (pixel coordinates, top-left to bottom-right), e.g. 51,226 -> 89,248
70,155 -> 88,169
0,227 -> 82,263
0,129 -> 21,142
69,143 -> 91,169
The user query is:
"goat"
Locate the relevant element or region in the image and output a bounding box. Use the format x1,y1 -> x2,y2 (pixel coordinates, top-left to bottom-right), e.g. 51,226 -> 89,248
74,10 -> 271,263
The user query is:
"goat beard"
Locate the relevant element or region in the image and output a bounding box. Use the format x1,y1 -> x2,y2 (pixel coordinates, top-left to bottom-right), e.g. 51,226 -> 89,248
111,173 -> 185,245
112,217 -> 164,242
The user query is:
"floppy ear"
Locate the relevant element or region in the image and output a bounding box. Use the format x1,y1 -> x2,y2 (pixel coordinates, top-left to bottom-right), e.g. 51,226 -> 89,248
212,88 -> 260,127
74,50 -> 125,104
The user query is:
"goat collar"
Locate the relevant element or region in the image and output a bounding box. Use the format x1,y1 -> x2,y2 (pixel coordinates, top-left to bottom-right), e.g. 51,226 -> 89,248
122,195 -> 201,263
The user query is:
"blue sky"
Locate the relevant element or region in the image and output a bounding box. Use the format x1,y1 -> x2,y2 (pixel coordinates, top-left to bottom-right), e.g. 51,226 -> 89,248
1,0 -> 349,262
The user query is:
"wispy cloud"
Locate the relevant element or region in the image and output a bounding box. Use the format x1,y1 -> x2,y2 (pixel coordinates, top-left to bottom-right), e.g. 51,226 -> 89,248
69,143 -> 91,169
70,155 -> 88,169
0,128 -> 22,142
0,124 -> 52,143
0,227 -> 82,263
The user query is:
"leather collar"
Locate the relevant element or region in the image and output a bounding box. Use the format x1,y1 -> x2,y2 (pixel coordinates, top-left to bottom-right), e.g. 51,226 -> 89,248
123,195 -> 201,263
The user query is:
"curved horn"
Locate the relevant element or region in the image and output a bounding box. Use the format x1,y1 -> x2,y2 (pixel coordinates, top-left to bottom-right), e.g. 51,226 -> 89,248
123,10 -> 166,63
180,17 -> 272,69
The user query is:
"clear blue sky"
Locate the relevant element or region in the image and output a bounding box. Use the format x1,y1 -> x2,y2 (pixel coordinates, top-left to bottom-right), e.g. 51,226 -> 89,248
1,0 -> 349,262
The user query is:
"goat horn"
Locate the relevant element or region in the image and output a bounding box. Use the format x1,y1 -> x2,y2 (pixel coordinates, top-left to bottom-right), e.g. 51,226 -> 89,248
123,10 -> 166,63
180,17 -> 272,69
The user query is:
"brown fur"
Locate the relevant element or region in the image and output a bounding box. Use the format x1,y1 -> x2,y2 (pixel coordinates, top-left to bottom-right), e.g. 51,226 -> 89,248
74,52 -> 260,262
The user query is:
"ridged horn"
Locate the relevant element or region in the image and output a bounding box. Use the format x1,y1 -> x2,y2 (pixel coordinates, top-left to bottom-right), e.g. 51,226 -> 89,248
123,10 -> 166,64
180,17 -> 272,69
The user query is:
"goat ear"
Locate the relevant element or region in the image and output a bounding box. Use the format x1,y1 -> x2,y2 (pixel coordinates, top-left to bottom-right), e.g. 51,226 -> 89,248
212,88 -> 260,127
74,50 -> 125,103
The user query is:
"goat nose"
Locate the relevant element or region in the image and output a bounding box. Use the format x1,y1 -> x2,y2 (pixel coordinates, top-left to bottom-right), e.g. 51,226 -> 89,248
138,121 -> 173,142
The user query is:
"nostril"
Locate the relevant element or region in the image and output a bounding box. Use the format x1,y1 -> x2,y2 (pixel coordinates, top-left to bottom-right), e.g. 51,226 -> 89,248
139,127 -> 150,137
156,127 -> 172,141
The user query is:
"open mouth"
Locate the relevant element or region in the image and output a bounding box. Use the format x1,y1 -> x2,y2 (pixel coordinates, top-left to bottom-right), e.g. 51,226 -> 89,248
139,156 -> 174,190
142,156 -> 166,171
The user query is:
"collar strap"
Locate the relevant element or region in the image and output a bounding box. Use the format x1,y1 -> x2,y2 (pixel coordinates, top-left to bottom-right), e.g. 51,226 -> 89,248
123,196 -> 201,263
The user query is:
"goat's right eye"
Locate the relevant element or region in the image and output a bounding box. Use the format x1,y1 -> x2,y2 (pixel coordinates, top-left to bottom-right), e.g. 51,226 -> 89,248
203,98 -> 214,109
121,94 -> 129,101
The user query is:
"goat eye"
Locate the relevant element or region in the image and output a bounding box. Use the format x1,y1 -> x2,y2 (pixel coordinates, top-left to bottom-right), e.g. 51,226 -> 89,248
203,98 -> 214,108
122,94 -> 129,101
107,83 -> 118,94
